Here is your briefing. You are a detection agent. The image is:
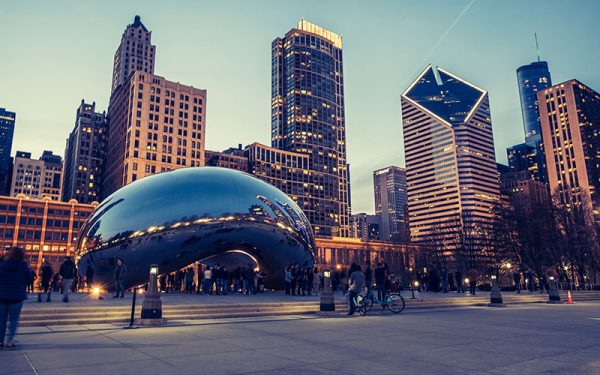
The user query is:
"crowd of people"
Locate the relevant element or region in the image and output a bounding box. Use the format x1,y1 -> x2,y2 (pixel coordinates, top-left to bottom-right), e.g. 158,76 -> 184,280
158,263 -> 268,295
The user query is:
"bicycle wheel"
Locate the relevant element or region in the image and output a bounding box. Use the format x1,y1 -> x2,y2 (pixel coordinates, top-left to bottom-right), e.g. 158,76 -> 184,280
365,295 -> 374,312
386,293 -> 405,313
356,296 -> 367,316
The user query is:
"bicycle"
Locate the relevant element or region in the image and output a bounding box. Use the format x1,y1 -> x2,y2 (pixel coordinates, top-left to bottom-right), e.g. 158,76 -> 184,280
347,293 -> 368,316
363,287 -> 405,314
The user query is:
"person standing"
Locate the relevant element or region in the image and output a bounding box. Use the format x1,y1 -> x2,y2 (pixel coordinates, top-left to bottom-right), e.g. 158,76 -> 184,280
467,269 -> 478,295
59,257 -> 77,303
0,247 -> 31,350
364,261 -> 373,289
113,258 -> 127,298
514,272 -> 522,294
86,263 -> 95,291
203,267 -> 213,295
38,260 -> 53,303
284,266 -> 292,295
455,270 -> 464,293
184,267 -> 195,294
27,269 -> 36,293
374,262 -> 386,303
347,265 -> 365,316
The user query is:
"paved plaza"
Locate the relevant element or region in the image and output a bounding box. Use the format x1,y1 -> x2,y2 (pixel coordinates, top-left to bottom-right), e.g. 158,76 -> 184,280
3,301 -> 600,374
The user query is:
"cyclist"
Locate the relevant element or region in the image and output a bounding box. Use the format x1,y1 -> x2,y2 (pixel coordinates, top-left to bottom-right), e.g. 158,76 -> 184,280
347,265 -> 365,316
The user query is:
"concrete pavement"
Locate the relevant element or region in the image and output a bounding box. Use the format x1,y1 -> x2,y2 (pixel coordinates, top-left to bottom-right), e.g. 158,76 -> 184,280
3,301 -> 600,374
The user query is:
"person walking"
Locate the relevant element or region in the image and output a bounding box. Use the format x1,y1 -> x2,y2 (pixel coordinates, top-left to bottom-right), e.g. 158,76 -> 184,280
38,260 -> 53,303
0,247 -> 31,350
113,258 -> 127,298
514,272 -> 522,294
467,269 -> 478,295
59,256 -> 77,303
347,265 -> 365,316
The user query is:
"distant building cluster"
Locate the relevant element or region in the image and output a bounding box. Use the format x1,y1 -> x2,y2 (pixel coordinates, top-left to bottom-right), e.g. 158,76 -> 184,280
1,16 -> 599,272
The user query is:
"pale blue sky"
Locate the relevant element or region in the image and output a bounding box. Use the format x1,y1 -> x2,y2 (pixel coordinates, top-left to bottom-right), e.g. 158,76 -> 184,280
1,0 -> 599,213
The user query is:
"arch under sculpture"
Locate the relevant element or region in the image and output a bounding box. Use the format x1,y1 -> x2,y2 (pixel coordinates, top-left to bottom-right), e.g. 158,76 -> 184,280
75,167 -> 316,289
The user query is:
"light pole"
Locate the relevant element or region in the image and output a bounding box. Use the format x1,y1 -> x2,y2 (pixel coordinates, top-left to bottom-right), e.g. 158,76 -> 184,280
488,275 -> 505,307
319,269 -> 336,314
136,264 -> 167,325
411,281 -> 419,299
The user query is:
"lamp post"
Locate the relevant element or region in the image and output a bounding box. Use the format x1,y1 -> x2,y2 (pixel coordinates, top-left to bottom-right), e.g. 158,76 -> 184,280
411,281 -> 418,299
319,269 -> 336,315
136,264 -> 167,325
547,276 -> 561,304
488,275 -> 506,307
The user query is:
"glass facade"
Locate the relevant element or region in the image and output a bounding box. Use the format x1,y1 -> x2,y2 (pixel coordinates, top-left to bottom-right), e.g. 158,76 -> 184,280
516,61 -> 552,145
62,100 -> 107,203
0,108 -> 15,195
373,166 -> 408,243
271,20 -> 350,238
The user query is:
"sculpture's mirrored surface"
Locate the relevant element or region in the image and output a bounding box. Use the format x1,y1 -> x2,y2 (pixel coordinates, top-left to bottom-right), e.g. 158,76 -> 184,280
75,167 -> 316,289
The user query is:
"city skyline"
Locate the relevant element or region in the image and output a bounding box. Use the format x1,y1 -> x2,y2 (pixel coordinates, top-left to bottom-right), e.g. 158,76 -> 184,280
2,1 -> 600,213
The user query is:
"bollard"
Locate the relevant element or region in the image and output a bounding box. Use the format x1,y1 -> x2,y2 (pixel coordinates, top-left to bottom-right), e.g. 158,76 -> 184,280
135,264 -> 167,325
318,269 -> 336,315
123,286 -> 139,329
547,276 -> 561,304
488,275 -> 506,307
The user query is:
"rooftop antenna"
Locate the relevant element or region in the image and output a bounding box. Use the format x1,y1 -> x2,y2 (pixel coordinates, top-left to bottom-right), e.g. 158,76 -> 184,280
534,33 -> 541,62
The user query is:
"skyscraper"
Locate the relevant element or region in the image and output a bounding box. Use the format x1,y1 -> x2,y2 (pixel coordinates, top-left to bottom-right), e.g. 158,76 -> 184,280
62,100 -> 107,203
10,151 -> 63,201
111,15 -> 156,94
401,65 -> 500,252
539,80 -> 600,221
0,108 -> 15,195
272,20 -> 351,238
373,166 -> 408,242
351,213 -> 381,241
103,71 -> 206,196
517,61 -> 552,145
104,18 -> 207,197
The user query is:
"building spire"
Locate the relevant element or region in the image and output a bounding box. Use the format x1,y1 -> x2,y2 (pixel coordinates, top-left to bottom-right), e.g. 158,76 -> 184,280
534,33 -> 541,62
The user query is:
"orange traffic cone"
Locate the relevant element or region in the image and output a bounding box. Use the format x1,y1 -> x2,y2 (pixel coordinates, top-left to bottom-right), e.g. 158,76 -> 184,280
566,290 -> 575,304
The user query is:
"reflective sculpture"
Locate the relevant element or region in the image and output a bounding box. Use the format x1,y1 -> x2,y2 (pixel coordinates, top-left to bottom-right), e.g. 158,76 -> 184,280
75,167 -> 316,289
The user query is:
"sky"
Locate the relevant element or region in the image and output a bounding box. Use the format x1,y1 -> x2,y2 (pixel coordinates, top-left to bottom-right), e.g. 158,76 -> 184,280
1,0 -> 600,214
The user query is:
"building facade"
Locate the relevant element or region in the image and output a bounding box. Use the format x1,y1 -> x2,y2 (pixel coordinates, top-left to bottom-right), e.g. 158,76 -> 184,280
0,108 -> 15,195
539,80 -> 600,221
103,71 -> 207,196
111,15 -> 156,94
62,100 -> 107,203
205,147 -> 248,172
10,151 -> 63,201
351,213 -> 381,241
499,169 -> 550,210
0,195 -> 96,273
271,20 -> 351,238
506,142 -> 547,182
373,166 -> 408,242
517,61 -> 552,145
401,65 -> 500,253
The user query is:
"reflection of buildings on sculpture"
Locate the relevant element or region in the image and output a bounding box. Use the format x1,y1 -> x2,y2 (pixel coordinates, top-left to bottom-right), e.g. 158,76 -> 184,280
0,195 -> 97,273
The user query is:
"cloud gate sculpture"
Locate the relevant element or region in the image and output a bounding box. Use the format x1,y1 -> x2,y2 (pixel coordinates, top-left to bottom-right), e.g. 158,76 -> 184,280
75,167 -> 316,289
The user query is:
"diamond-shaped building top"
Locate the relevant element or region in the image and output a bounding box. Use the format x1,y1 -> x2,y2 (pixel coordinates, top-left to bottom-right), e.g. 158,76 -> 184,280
402,65 -> 486,126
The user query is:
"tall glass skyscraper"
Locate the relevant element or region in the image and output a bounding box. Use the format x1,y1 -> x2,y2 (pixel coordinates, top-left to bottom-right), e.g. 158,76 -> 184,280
401,66 -> 500,255
516,61 -> 552,145
271,20 -> 351,238
0,108 -> 16,195
373,166 -> 408,243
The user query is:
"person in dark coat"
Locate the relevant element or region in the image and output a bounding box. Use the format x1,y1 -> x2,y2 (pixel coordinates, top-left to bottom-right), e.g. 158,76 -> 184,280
113,258 -> 127,298
59,257 -> 77,303
38,260 -> 53,303
86,264 -> 95,291
0,247 -> 31,350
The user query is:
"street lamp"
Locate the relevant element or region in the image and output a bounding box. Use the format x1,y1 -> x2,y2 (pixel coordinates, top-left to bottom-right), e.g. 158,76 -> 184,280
411,281 -> 419,299
138,264 -> 166,325
319,269 -> 335,313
